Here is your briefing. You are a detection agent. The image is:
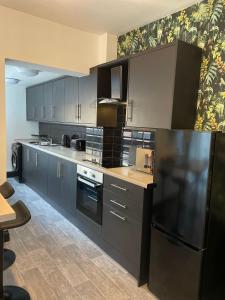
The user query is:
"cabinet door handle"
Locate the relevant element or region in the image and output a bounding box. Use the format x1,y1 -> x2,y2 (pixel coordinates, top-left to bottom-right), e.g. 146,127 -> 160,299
56,162 -> 60,178
75,104 -> 79,120
110,183 -> 128,192
27,149 -> 30,162
78,104 -> 81,120
110,211 -> 126,222
127,100 -> 133,122
59,162 -> 63,178
33,107 -> 35,119
52,106 -> 56,119
35,152 -> 38,167
42,106 -> 46,119
110,199 -> 127,209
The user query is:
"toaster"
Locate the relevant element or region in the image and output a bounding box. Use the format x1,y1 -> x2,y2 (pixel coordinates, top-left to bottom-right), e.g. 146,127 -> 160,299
71,139 -> 86,151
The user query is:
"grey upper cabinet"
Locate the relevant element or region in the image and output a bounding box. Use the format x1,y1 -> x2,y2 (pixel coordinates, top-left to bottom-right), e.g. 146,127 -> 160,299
127,41 -> 202,129
27,85 -> 43,121
127,45 -> 177,129
42,82 -> 53,121
78,71 -> 97,125
64,77 -> 79,123
52,78 -> 65,122
26,87 -> 35,121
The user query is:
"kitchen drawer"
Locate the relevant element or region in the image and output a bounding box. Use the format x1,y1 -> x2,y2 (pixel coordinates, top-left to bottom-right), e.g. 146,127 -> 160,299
103,188 -> 143,222
104,174 -> 144,202
102,203 -> 142,266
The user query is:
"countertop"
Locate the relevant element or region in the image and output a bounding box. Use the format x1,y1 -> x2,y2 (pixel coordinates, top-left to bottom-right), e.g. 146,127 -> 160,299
18,140 -> 154,188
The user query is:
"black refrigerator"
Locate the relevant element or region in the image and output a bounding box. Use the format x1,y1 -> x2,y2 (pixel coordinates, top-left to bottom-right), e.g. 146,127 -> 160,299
148,129 -> 225,300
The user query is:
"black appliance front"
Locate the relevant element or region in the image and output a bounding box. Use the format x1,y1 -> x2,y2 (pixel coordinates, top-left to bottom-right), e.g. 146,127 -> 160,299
153,129 -> 214,249
11,143 -> 22,182
76,176 -> 103,225
149,227 -> 203,300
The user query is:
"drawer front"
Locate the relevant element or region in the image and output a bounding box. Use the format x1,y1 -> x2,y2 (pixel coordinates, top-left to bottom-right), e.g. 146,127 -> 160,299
102,203 -> 142,266
104,174 -> 144,201
103,188 -> 143,222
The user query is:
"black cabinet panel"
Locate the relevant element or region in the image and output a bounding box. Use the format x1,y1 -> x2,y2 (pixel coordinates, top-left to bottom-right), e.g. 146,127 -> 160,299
102,203 -> 142,267
149,227 -> 203,300
60,159 -> 76,213
127,45 -> 177,128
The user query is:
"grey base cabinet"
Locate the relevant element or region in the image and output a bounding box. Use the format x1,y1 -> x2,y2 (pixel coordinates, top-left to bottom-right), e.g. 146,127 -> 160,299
22,145 -> 152,285
47,155 -> 76,213
22,145 -> 48,196
102,175 -> 152,285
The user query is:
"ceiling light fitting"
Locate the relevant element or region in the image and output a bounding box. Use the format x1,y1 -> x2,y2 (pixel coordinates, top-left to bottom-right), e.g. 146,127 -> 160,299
6,78 -> 20,84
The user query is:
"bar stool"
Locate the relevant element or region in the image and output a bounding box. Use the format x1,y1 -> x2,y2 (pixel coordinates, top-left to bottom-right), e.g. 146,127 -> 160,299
0,200 -> 31,299
0,183 -> 15,200
0,183 -> 16,271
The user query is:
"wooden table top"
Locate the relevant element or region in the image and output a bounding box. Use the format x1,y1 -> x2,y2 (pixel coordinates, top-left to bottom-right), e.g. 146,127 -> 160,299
0,194 -> 16,222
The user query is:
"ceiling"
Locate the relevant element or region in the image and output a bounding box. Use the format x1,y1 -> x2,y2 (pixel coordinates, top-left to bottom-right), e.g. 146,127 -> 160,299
5,60 -> 84,87
0,0 -> 202,35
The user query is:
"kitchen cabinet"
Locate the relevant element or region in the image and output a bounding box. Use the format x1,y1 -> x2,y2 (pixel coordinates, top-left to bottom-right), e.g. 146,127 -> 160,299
26,85 -> 43,121
47,154 -> 76,212
102,174 -> 152,285
52,78 -> 65,122
127,41 -> 202,129
22,146 -> 48,195
78,70 -> 97,124
64,77 -> 79,123
42,82 -> 53,121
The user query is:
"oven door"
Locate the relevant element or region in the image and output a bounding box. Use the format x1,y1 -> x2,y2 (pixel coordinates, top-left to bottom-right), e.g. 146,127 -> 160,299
76,176 -> 103,225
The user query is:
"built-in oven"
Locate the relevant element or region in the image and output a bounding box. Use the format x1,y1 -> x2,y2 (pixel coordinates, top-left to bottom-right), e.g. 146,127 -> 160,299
76,165 -> 103,225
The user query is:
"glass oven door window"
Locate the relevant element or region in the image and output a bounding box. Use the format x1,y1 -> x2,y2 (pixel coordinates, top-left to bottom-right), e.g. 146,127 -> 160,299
76,177 -> 103,225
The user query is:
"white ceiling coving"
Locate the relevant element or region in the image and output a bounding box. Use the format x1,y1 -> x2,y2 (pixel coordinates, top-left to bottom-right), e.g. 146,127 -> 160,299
0,0 -> 203,35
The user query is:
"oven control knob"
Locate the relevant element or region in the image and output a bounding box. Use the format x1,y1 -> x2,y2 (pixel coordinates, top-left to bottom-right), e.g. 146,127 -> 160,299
92,174 -> 96,178
84,170 -> 87,175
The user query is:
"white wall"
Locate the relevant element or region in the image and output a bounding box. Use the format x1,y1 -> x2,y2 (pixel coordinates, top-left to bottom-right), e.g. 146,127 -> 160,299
6,84 -> 38,172
0,5 -> 117,183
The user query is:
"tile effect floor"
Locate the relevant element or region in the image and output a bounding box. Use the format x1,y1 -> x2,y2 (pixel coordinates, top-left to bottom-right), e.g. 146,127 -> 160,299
4,179 -> 158,300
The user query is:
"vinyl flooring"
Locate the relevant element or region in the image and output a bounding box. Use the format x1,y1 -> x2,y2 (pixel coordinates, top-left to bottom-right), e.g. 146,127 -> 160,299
4,179 -> 157,300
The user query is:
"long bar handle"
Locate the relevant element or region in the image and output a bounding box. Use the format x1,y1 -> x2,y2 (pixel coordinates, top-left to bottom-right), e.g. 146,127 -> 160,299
110,211 -> 126,222
77,176 -> 99,188
35,152 -> 38,167
110,199 -> 127,209
110,183 -> 128,192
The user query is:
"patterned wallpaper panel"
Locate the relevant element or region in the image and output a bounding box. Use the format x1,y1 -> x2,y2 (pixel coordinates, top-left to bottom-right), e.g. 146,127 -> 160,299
117,0 -> 225,131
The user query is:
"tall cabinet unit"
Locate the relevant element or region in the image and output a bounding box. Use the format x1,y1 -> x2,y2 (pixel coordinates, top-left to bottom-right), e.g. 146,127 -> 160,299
127,41 -> 202,129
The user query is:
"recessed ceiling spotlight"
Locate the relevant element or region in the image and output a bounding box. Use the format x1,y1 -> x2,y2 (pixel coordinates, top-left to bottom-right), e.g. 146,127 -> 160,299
16,67 -> 40,77
6,78 -> 20,84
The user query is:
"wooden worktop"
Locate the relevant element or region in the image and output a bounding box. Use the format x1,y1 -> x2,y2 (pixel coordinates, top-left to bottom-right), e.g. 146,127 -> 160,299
0,194 -> 16,222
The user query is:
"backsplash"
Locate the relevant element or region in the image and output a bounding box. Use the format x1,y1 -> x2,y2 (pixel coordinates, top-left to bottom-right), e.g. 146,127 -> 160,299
39,123 -> 155,167
122,129 -> 155,166
117,0 -> 225,131
39,123 -> 86,144
86,127 -> 122,168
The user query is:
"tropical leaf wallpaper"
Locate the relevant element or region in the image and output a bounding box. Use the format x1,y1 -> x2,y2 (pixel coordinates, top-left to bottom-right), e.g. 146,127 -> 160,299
117,0 -> 225,131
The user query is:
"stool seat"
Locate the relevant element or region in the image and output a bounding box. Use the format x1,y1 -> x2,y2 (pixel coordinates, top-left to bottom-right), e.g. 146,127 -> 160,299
0,201 -> 31,231
0,183 -> 15,200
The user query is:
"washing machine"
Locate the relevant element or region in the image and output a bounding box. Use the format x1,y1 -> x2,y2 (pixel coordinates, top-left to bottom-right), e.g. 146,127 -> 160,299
11,143 -> 22,182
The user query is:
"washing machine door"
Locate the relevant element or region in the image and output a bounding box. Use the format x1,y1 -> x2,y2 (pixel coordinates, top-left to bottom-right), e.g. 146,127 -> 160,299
11,151 -> 18,171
